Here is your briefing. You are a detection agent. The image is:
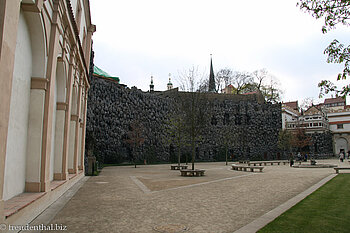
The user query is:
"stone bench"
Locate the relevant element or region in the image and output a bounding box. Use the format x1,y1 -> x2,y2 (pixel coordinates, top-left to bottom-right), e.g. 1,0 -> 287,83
238,160 -> 250,164
231,164 -> 264,172
180,169 -> 205,177
247,161 -> 288,166
334,167 -> 350,174
171,165 -> 188,170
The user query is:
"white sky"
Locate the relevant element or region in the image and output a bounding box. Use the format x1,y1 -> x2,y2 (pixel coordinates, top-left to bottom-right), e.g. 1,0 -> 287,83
89,0 -> 350,104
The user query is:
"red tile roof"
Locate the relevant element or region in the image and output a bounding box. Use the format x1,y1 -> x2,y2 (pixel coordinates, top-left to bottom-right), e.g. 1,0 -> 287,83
241,91 -> 258,95
283,101 -> 298,110
324,97 -> 346,105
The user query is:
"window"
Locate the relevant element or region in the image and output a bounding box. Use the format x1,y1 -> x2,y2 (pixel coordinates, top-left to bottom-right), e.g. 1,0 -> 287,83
337,124 -> 344,129
224,113 -> 230,125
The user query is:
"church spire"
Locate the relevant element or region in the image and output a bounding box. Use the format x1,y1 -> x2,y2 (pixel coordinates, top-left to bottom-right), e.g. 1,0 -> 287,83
208,54 -> 215,92
149,76 -> 154,92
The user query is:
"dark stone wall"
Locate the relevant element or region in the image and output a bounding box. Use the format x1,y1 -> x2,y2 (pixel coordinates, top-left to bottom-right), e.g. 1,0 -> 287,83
86,76 -> 283,164
310,132 -> 334,156
200,100 -> 282,161
86,77 -> 175,164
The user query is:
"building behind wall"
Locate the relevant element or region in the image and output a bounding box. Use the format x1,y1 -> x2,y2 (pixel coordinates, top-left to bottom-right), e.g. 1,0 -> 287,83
282,98 -> 350,156
322,97 -> 350,155
0,0 -> 94,229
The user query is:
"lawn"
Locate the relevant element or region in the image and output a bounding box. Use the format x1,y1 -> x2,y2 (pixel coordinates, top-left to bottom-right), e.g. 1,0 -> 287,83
258,174 -> 350,233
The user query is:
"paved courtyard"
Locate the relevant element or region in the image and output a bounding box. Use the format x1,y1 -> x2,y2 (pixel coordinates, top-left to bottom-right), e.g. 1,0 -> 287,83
42,159 -> 349,233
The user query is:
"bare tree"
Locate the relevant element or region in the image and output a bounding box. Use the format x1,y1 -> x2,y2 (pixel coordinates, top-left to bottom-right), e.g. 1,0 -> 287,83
125,120 -> 145,168
177,66 -> 206,92
262,75 -> 283,103
278,129 -> 293,157
250,69 -> 283,103
251,69 -> 268,91
216,68 -> 234,93
291,127 -> 312,153
231,71 -> 253,94
164,114 -> 188,166
221,125 -> 238,165
300,97 -> 315,111
177,67 -> 208,170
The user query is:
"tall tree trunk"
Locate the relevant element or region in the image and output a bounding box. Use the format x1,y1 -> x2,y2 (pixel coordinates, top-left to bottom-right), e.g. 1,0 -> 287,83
191,138 -> 195,170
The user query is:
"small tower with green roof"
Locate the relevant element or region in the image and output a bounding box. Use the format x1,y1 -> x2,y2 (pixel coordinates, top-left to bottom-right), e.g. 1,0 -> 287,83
167,73 -> 173,90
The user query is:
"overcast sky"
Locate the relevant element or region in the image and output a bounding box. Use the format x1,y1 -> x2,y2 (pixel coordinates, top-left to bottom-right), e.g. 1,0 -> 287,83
90,0 -> 350,104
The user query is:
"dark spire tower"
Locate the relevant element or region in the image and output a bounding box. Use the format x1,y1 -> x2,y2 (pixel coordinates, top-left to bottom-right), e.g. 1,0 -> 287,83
208,54 -> 215,92
149,76 -> 154,92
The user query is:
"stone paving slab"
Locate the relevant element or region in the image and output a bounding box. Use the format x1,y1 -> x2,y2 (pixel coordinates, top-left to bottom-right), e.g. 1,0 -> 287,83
41,159 -> 349,233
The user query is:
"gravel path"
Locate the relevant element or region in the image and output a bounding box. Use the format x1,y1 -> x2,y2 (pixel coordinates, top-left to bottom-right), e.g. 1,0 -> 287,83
43,159 -> 348,233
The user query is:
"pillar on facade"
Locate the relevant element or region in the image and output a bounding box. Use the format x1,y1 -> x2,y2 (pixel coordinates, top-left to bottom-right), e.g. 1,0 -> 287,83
53,102 -> 67,180
68,79 -> 78,174
61,51 -> 76,180
53,58 -> 68,180
73,77 -> 83,173
85,24 -> 96,70
79,87 -> 89,171
25,78 -> 47,192
37,0 -> 61,191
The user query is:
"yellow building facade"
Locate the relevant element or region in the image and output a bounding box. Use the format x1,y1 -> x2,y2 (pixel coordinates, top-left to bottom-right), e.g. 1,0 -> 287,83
0,0 -> 94,229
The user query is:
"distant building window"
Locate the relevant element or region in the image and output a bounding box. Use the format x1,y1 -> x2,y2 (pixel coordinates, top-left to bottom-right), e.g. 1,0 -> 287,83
337,124 -> 344,129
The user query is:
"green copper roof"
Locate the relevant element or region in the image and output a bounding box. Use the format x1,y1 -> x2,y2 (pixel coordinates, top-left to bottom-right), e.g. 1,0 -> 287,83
93,66 -> 120,83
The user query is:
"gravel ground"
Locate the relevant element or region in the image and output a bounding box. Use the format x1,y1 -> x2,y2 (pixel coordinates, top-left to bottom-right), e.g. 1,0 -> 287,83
43,159 -> 349,233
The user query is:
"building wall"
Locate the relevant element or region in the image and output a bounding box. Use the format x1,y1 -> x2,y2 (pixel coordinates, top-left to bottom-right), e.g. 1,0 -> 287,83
281,108 -> 298,129
0,0 -> 95,227
326,109 -> 350,154
330,123 -> 350,132
334,135 -> 349,155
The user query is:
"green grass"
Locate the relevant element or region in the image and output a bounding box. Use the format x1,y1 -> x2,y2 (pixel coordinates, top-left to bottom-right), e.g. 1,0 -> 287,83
258,174 -> 350,233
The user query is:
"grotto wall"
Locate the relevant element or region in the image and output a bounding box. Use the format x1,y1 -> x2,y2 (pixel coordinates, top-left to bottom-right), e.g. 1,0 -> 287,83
86,76 -> 283,164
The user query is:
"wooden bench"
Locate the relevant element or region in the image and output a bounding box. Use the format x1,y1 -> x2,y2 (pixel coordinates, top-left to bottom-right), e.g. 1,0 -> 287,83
180,169 -> 205,177
232,164 -> 264,172
334,167 -> 350,174
171,165 -> 188,170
